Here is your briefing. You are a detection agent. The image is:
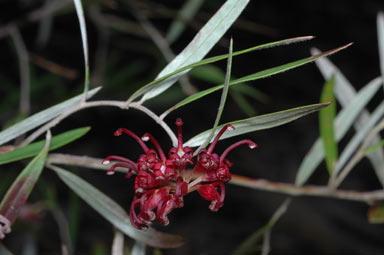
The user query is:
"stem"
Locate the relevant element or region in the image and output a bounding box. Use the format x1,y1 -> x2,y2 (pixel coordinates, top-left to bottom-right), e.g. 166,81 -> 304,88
19,100 -> 177,148
47,153 -> 384,203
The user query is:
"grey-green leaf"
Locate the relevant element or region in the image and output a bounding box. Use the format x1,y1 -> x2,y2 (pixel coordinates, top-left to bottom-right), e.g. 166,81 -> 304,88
0,87 -> 100,146
73,0 -> 90,95
295,77 -> 382,186
0,127 -> 90,165
137,0 -> 249,103
194,38 -> 233,155
52,166 -> 184,248
127,36 -> 314,105
184,103 -> 330,148
165,43 -> 351,114
0,131 -> 50,225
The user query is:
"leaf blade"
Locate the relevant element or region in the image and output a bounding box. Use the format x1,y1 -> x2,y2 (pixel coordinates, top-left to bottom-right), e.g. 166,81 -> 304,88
295,77 -> 382,186
319,76 -> 337,175
165,43 -> 351,114
51,166 -> 184,248
0,131 -> 50,224
185,102 -> 329,148
194,38 -> 233,155
0,127 -> 90,165
0,87 -> 100,146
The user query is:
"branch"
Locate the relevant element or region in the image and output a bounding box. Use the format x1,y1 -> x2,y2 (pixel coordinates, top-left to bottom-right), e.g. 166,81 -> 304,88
46,153 -> 384,203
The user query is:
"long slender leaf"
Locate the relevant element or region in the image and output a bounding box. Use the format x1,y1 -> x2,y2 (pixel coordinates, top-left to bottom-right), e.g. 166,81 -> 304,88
136,0 -> 248,103
73,0 -> 90,95
195,39 -> 233,155
0,131 -> 51,225
319,76 -> 337,175
295,77 -> 382,186
132,241 -> 146,255
165,43 -> 352,114
0,127 -> 90,165
0,86 -> 100,146
51,166 -> 184,248
335,101 -> 384,176
312,47 -> 384,186
127,33 -> 313,103
185,103 -> 329,148
377,12 -> 384,79
166,0 -> 205,44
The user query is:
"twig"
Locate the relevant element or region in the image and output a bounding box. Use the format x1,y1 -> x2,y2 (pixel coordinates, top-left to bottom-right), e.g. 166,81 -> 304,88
129,3 -> 198,96
20,100 -> 177,147
111,229 -> 124,255
46,153 -> 384,203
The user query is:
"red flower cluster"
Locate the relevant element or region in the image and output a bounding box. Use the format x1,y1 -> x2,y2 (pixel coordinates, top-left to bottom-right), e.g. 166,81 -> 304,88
103,118 -> 256,230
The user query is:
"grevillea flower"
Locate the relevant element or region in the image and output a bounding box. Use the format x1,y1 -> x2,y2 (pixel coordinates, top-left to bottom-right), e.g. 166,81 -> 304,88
103,119 -> 257,229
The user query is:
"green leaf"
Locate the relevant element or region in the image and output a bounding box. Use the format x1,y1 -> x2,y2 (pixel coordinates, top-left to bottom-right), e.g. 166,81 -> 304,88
319,76 -> 337,175
184,102 -> 329,148
368,202 -> 384,224
73,0 -> 90,95
51,166 -> 184,248
0,131 -> 50,225
365,140 -> 384,155
295,77 -> 382,186
0,127 -> 90,165
194,38 -> 233,155
166,0 -> 205,44
311,48 -> 384,186
164,43 -> 351,114
135,0 -> 249,103
0,87 -> 100,146
127,33 -> 314,104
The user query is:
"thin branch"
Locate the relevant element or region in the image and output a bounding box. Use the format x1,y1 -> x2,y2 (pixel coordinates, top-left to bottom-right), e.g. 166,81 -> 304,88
130,103 -> 178,146
129,3 -> 198,96
20,100 -> 177,147
46,153 -> 384,203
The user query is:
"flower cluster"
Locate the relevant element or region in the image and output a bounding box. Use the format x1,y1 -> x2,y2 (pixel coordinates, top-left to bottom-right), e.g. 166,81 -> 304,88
103,118 -> 256,230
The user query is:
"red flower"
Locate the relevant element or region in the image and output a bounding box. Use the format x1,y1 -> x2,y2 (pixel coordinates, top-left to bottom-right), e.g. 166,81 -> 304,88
103,119 -> 256,229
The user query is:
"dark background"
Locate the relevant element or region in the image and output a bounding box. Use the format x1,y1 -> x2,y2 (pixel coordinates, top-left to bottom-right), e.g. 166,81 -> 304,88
1,0 -> 384,254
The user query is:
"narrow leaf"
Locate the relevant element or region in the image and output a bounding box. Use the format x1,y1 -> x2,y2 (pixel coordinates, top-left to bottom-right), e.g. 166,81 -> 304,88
377,12 -> 384,79
0,127 -> 90,165
73,0 -> 90,96
0,131 -> 51,225
195,39 -> 233,155
127,31 -> 313,103
319,76 -> 337,175
295,77 -> 382,186
365,140 -> 384,155
185,103 -> 329,148
136,0 -> 248,103
368,202 -> 384,224
311,48 -> 384,186
52,166 -> 184,248
166,0 -> 205,44
335,101 -> 384,175
0,87 -> 100,146
165,43 -> 352,114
